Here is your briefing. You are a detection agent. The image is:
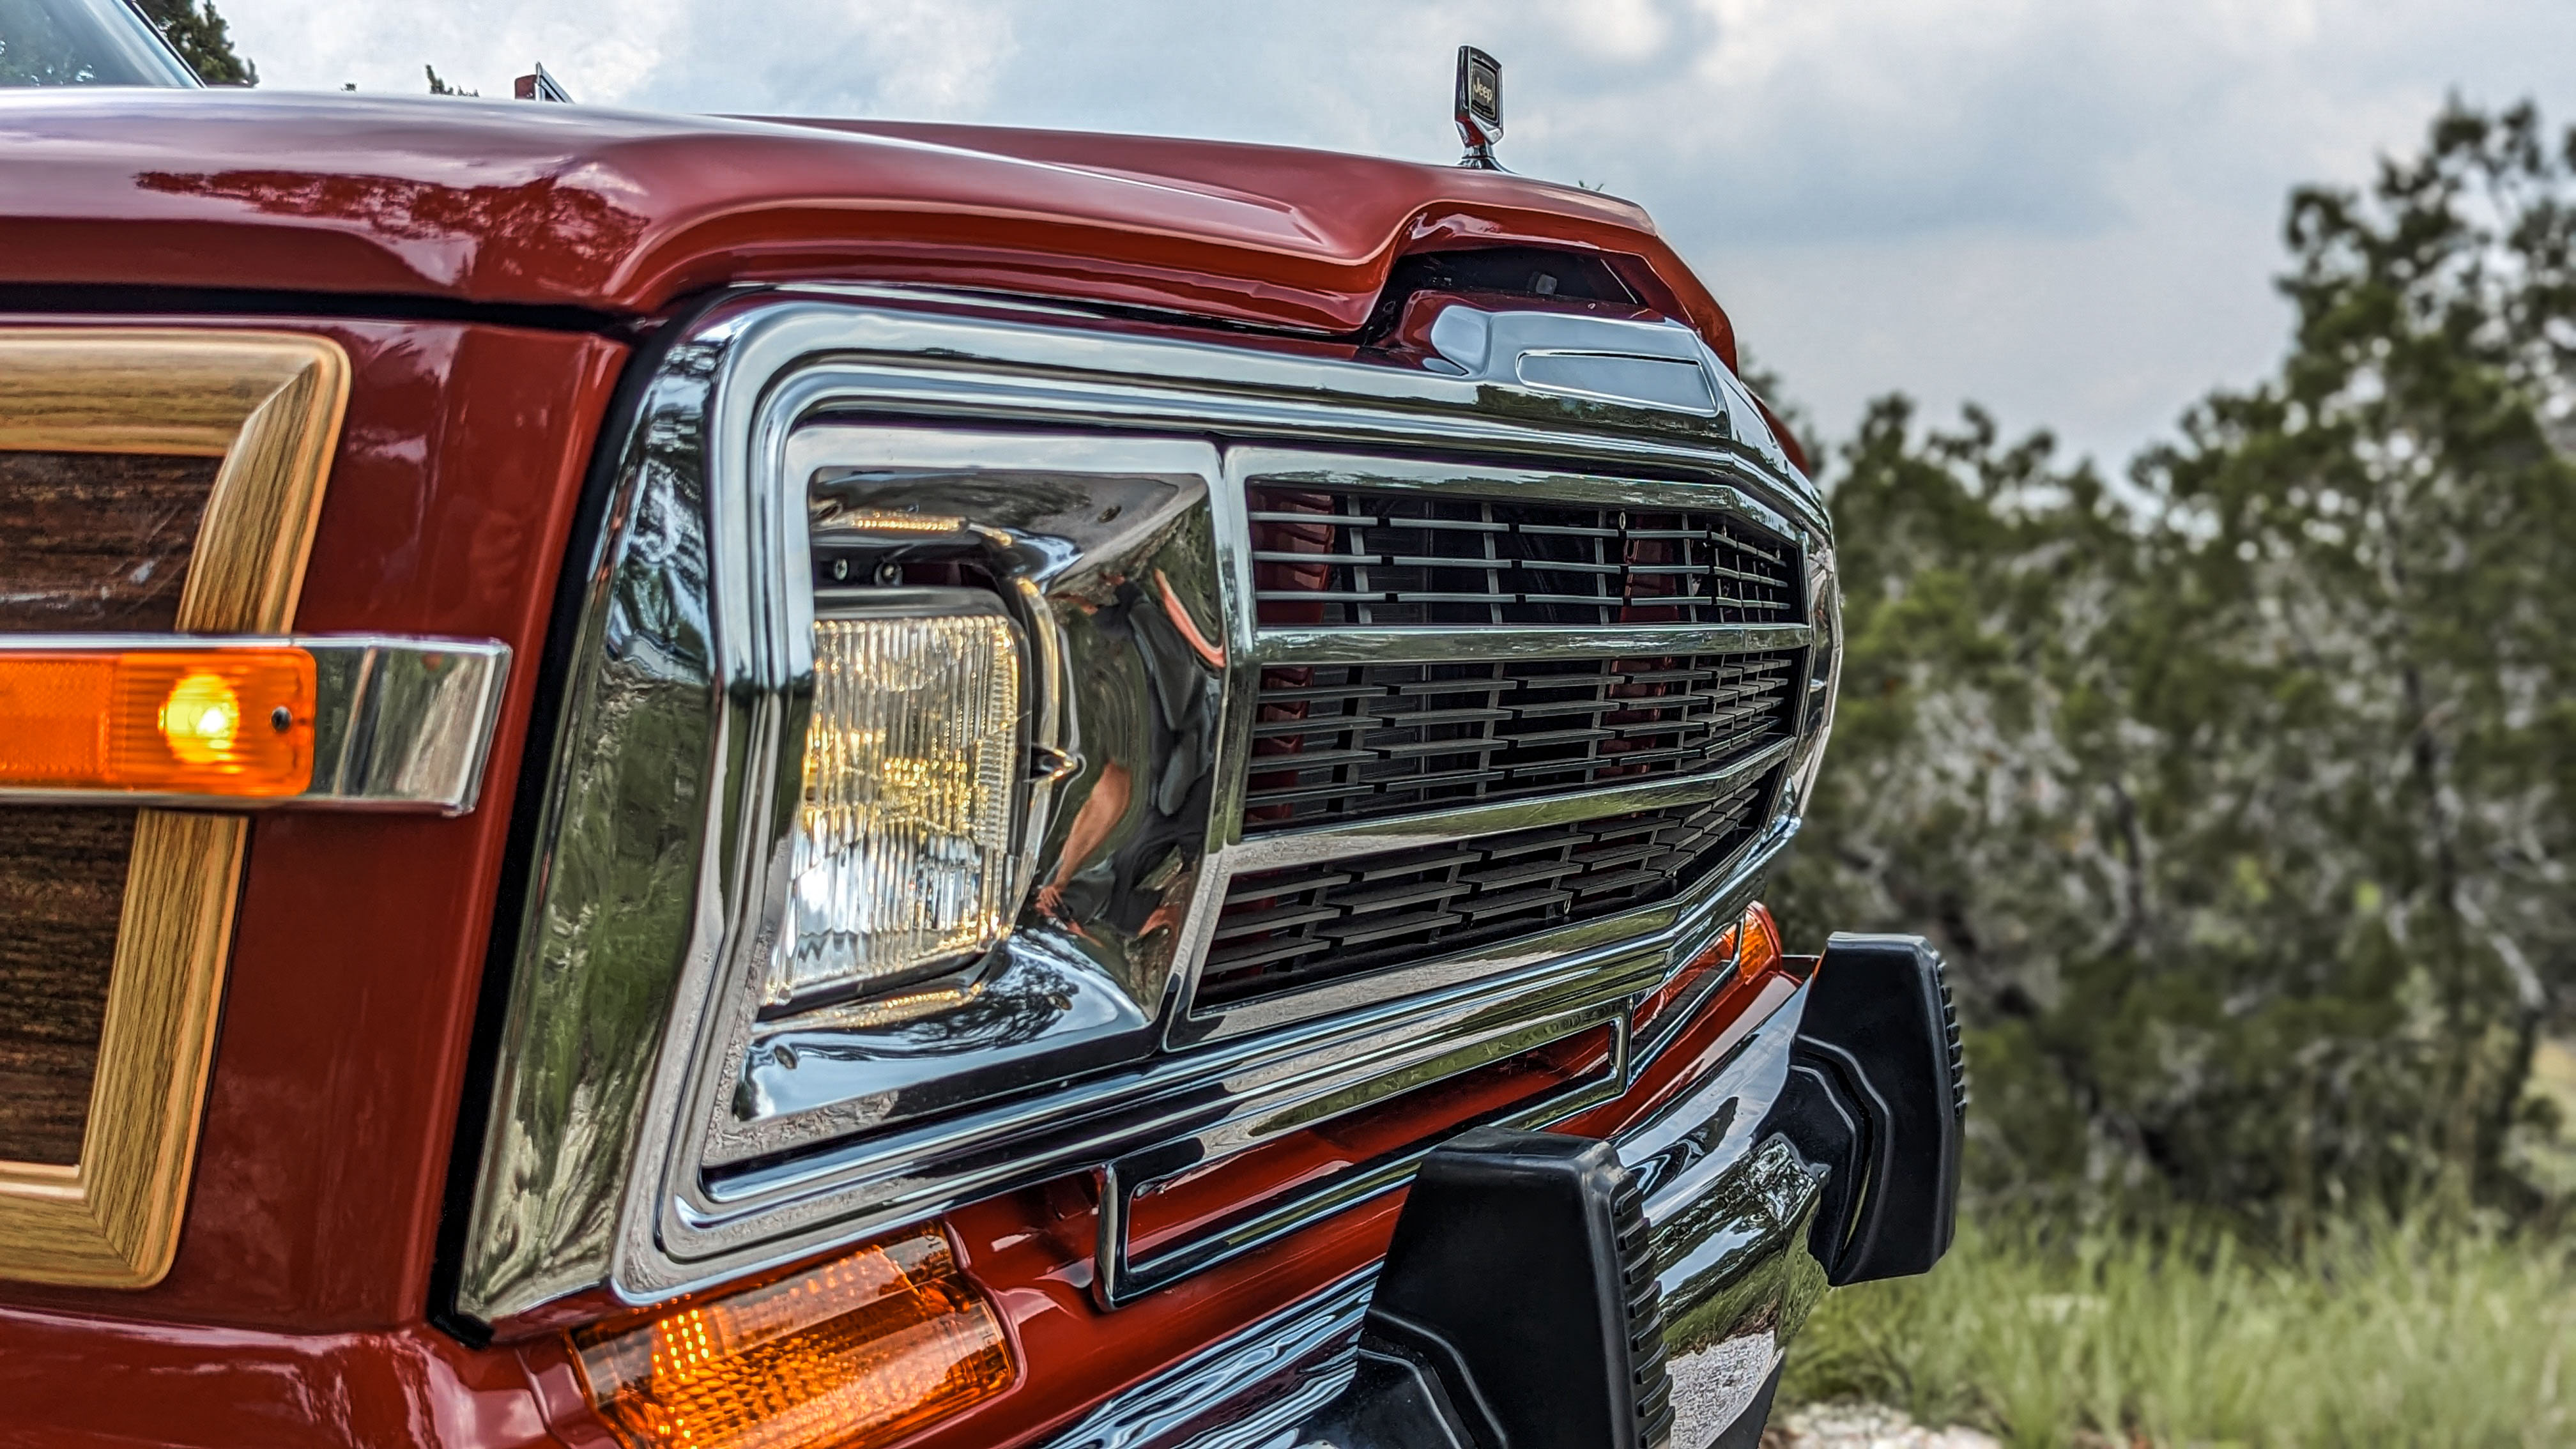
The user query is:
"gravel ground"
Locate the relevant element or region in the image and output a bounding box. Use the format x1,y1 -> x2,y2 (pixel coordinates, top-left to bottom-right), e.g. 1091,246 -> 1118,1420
1759,1402 -> 2004,1449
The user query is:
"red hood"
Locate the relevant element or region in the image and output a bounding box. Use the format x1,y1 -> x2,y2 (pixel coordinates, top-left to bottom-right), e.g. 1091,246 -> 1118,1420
0,90 -> 1735,362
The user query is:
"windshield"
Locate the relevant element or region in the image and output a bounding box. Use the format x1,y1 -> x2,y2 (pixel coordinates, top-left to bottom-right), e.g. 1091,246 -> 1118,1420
0,0 -> 200,86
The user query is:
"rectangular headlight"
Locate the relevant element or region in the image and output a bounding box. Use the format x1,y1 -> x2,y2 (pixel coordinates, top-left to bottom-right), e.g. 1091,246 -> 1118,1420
774,604 -> 1024,1008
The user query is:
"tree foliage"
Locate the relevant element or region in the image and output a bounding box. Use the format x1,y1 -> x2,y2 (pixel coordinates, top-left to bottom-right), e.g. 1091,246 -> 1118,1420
1777,100 -> 2576,1230
131,0 -> 253,85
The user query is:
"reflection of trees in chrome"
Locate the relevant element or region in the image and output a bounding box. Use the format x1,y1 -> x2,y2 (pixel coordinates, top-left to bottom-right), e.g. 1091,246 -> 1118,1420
768,949 -> 1112,1063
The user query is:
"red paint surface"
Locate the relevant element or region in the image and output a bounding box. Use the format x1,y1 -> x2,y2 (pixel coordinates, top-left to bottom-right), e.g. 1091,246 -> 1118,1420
0,90 -> 1735,367
0,1309 -> 558,1449
0,80 -> 1782,1422
0,316 -> 624,1349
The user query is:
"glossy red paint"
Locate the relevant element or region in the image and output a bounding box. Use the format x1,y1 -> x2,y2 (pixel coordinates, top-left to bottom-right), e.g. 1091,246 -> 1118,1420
0,1308 -> 556,1449
0,90 -> 1735,367
0,315 -> 627,1337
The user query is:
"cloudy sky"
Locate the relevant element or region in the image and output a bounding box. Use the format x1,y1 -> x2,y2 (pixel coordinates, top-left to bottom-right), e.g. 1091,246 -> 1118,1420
214,0 -> 2576,470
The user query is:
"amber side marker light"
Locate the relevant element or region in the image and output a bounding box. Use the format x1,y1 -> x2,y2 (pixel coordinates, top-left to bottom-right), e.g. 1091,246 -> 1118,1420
0,648 -> 316,796
572,1227 -> 1016,1449
1637,901 -> 1784,1031
1740,901 -> 1784,976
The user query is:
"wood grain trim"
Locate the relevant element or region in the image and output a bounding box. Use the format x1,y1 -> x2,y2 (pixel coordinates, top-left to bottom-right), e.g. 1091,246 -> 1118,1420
0,329 -> 349,1287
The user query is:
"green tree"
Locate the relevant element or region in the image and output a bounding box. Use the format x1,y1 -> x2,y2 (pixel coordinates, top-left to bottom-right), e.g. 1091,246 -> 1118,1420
131,0 -> 253,85
1779,99 -> 2576,1229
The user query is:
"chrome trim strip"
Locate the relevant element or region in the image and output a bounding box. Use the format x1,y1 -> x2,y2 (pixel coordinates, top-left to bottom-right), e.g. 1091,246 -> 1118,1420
743,288 -> 1829,535
1046,1269 -> 1377,1449
1217,737 -> 1794,872
1253,623 -> 1811,668
1226,445 -> 1796,535
692,937 -> 1666,1225
1094,1011 -> 1632,1307
0,633 -> 508,813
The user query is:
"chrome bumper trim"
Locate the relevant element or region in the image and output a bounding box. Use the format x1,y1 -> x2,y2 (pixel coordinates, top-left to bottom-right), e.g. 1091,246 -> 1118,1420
1048,1269 -> 1378,1449
1618,986 -> 1830,1449
1041,978 -> 1827,1449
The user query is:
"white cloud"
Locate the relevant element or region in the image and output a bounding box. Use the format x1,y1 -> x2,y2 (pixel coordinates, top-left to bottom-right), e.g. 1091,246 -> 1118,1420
215,0 -> 2576,466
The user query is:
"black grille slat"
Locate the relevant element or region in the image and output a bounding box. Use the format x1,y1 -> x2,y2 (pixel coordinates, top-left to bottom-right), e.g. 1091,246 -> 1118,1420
1225,477 -> 1804,1013
1243,652 -> 1798,832
1202,776 -> 1774,1008
1250,486 -> 1800,630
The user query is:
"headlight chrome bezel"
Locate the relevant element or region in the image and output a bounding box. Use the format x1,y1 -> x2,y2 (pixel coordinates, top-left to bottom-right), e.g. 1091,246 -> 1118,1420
452,289 -> 1837,1333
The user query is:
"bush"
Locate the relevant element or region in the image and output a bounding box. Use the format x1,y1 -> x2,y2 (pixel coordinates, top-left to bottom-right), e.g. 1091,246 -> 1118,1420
1782,1213 -> 2575,1447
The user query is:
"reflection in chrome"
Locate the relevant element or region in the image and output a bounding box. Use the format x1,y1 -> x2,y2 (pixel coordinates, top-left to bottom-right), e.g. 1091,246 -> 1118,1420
455,286 -> 1841,1328
0,632 -> 507,813
1423,303 -> 1724,422
1094,1013 -> 1631,1307
1048,1269 -> 1376,1449
1620,988 -> 1832,1449
1048,981 -> 1830,1449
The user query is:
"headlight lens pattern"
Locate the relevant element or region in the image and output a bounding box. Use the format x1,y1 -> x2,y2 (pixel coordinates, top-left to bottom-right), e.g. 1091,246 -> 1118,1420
775,612 -> 1023,1008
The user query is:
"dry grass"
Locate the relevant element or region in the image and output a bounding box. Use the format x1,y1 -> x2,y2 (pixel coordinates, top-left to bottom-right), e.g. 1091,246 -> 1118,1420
1780,1214 -> 2573,1448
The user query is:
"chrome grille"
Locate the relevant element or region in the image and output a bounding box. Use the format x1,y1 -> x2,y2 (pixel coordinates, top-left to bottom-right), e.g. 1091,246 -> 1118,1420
1245,652 -> 1799,832
1204,774 -> 1776,1008
1251,486 -> 1800,629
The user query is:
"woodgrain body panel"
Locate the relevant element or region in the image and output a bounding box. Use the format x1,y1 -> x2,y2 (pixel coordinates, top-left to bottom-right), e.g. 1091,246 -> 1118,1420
0,328 -> 348,1287
0,810 -> 139,1165
0,450 -> 216,1164
0,451 -> 217,632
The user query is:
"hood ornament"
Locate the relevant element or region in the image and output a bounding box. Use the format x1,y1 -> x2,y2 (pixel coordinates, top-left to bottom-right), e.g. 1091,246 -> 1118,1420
1455,46 -> 1504,171
514,63 -> 574,102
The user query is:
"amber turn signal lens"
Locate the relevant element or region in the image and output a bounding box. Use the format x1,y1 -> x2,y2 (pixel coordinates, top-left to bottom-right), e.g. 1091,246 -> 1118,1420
572,1227 -> 1015,1449
1635,901 -> 1786,1034
0,649 -> 316,797
1740,901 -> 1783,976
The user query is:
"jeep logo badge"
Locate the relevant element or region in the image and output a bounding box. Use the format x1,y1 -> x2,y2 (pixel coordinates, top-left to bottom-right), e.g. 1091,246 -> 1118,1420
1456,45 -> 1504,170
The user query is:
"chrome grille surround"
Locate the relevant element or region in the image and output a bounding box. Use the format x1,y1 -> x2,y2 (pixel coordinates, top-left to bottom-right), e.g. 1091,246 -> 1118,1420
452,286 -> 1841,1330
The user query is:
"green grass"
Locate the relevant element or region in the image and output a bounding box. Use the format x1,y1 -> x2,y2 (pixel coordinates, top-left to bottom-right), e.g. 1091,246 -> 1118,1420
1779,1214 -> 2574,1448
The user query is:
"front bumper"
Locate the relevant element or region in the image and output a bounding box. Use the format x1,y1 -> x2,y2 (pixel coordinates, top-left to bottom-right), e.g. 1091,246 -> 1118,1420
1046,935 -> 1966,1449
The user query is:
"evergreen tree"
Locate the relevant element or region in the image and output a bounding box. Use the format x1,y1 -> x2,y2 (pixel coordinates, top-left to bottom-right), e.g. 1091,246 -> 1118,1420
1777,99 -> 2576,1229
130,0 -> 254,85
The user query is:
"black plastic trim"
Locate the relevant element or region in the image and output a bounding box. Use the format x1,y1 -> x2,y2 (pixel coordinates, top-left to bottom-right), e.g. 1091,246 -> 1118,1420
1363,1126 -> 1674,1449
1758,933 -> 1965,1285
0,282 -> 636,337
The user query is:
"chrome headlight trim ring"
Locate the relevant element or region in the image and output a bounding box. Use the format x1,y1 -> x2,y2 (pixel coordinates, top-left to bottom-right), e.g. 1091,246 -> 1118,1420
452,286 -> 1834,1330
